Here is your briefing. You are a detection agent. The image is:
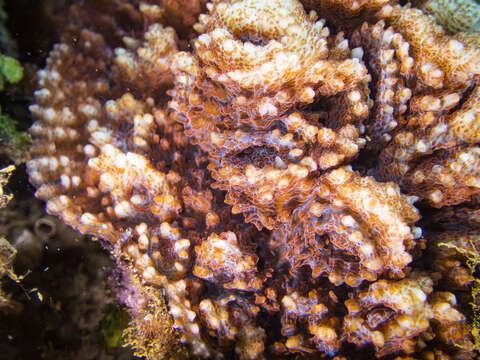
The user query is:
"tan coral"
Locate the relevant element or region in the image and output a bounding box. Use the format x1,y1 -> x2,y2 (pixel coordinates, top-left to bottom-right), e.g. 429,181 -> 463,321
273,166 -> 421,286
378,4 -> 480,88
159,0 -> 207,37
351,20 -> 413,148
198,294 -> 265,359
162,278 -> 214,357
429,292 -> 475,358
170,0 -> 370,230
278,289 -> 340,355
374,5 -> 480,207
26,0 -> 480,359
114,23 -> 179,94
301,0 -> 391,31
191,0 -> 367,106
204,118 -> 366,230
235,325 -> 266,360
26,19 -> 254,358
429,231 -> 480,289
193,231 -> 262,290
28,31 -> 118,241
344,276 -> 434,358
302,0 -> 390,13
379,83 -> 480,206
351,3 -> 480,208
90,145 -> 182,222
401,146 -> 480,207
171,0 -> 369,129
67,0 -> 147,45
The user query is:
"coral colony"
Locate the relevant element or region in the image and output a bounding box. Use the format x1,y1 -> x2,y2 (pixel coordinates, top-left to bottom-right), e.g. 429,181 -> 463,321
26,0 -> 480,358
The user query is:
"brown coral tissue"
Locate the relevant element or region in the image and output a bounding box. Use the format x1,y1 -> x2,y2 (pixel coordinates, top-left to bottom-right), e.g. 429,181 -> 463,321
26,0 -> 480,359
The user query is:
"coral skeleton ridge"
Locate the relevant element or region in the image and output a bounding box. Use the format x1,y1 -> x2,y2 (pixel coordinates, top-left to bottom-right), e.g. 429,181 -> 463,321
27,0 -> 480,358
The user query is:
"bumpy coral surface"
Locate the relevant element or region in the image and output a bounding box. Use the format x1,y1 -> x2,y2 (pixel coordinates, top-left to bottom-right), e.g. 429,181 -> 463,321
417,0 -> 480,34
27,0 -> 480,359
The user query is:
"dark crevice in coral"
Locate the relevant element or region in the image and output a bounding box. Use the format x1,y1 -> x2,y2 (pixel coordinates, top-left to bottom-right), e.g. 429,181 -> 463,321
449,79 -> 477,115
239,33 -> 268,46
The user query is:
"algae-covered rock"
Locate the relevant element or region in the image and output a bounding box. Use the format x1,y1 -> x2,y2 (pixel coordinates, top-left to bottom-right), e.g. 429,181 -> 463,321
0,55 -> 23,88
0,165 -> 20,312
0,53 -> 30,163
0,109 -> 31,160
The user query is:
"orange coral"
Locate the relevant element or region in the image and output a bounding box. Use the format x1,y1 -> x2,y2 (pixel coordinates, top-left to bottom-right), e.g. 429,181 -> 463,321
378,4 -> 480,88
344,276 -> 475,358
351,20 -> 413,148
344,276 -> 435,357
430,231 -> 478,289
273,166 -> 420,287
277,289 -> 341,355
373,5 -> 480,207
193,231 -> 263,290
302,0 -> 391,32
170,0 -> 370,230
26,0 -> 480,359
379,83 -> 480,207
